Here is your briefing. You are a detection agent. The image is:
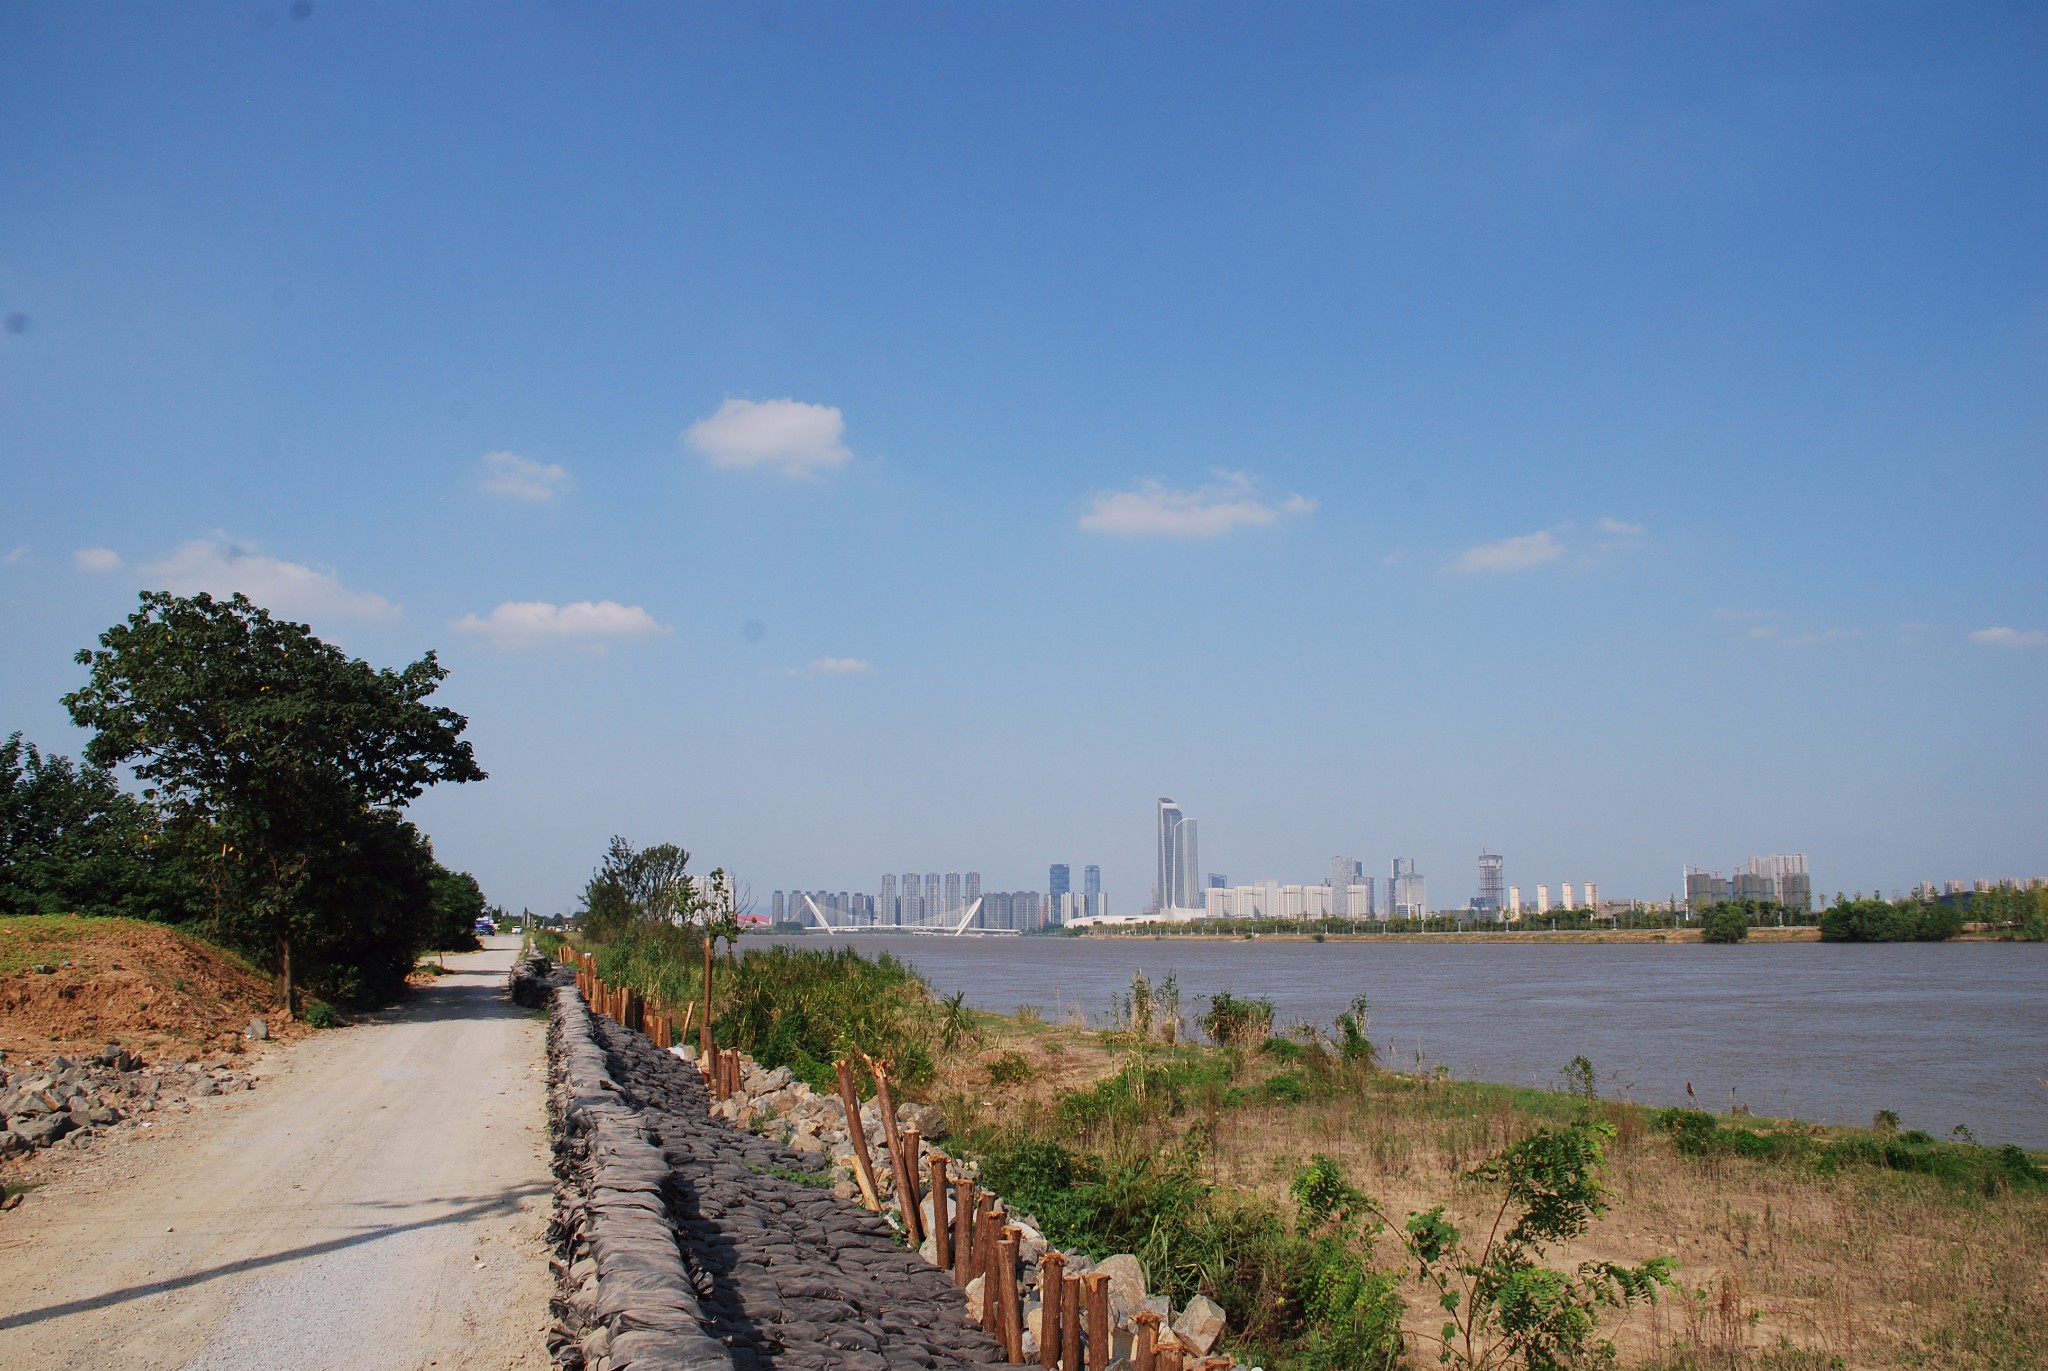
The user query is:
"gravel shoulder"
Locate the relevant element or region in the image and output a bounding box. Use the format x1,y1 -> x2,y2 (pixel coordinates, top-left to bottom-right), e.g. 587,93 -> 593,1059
0,937 -> 550,1371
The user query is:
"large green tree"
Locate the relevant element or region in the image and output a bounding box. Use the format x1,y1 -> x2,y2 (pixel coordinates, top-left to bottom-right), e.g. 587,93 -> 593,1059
63,591 -> 485,1012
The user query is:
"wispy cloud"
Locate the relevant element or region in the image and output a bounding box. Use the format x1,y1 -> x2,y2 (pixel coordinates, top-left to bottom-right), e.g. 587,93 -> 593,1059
1599,517 -> 1647,537
73,547 -> 123,572
1079,472 -> 1316,538
810,656 -> 871,674
479,450 -> 571,502
1969,626 -> 2047,649
686,397 -> 851,477
1715,608 -> 1778,622
4,545 -> 28,566
1453,529 -> 1565,574
141,537 -> 398,620
1781,627 -> 1861,647
453,600 -> 668,647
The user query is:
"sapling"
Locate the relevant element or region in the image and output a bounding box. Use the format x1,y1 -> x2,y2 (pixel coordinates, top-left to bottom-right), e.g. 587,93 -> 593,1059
1366,1121 -> 1676,1370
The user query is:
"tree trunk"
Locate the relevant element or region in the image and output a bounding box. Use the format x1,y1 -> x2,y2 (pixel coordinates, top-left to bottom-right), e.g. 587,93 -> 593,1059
277,934 -> 295,1020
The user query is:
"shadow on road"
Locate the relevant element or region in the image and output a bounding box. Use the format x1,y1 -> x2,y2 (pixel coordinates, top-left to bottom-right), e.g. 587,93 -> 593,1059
0,1181 -> 551,1333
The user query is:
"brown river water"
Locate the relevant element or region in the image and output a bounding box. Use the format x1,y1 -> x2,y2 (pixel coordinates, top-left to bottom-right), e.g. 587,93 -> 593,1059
760,934 -> 2048,1147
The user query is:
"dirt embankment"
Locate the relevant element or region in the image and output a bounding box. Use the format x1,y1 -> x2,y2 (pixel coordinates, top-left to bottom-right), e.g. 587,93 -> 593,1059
0,916 -> 307,1058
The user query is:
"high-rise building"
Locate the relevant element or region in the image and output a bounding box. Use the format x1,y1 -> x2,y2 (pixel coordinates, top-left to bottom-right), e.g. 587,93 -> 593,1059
1208,873 -> 1227,889
1583,880 -> 1599,909
1391,858 -> 1427,917
771,890 -> 786,922
1508,885 -> 1522,917
1156,798 -> 1201,912
1476,852 -> 1505,913
1561,882 -> 1576,910
924,873 -> 942,915
900,871 -> 920,925
965,871 -> 981,907
880,874 -> 896,924
944,872 -> 962,914
1083,865 -> 1101,918
1330,856 -> 1357,917
1049,864 -> 1070,914
1536,883 -> 1551,914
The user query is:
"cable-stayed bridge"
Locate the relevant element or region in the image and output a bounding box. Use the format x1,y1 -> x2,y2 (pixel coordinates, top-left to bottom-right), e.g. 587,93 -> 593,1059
797,894 -> 1018,936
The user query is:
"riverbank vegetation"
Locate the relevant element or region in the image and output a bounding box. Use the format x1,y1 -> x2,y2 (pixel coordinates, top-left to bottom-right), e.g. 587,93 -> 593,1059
561,903 -> 2048,1371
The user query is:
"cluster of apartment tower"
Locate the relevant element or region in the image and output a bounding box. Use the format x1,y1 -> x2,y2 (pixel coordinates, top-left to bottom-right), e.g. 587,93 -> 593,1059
768,864 -> 1105,932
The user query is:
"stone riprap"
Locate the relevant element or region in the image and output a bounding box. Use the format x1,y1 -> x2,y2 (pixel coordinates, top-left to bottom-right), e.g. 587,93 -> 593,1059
533,957 -> 1023,1371
0,1045 -> 260,1161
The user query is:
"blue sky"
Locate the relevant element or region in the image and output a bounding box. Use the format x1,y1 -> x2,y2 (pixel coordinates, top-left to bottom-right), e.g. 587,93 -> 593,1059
2,2 -> 2042,915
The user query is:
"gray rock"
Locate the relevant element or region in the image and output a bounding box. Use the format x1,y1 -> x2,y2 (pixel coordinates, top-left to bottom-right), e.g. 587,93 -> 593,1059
246,1018 -> 269,1041
1096,1253 -> 1147,1311
1172,1294 -> 1227,1355
14,1113 -> 74,1147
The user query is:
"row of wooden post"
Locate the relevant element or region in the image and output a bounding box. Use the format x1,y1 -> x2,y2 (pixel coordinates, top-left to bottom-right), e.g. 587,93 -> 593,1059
559,940 -> 1225,1371
559,937 -> 739,1102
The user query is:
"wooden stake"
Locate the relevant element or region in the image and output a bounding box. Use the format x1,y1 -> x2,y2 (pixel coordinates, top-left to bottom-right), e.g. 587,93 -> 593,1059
1132,1311 -> 1161,1371
998,1227 -> 1024,1364
1039,1252 -> 1067,1368
951,1177 -> 974,1286
900,1125 -> 924,1243
865,1055 -> 919,1245
1084,1273 -> 1111,1371
1060,1272 -> 1083,1371
700,932 -> 716,1074
832,1058 -> 882,1210
1154,1346 -> 1183,1371
928,1152 -> 951,1269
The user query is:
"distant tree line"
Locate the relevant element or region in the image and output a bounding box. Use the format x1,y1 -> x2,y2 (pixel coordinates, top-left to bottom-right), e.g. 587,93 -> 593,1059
2,591 -> 492,1010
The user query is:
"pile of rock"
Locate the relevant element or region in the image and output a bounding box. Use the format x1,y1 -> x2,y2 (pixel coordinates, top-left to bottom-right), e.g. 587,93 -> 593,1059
686,1044 -> 1233,1369
0,1046 -> 260,1157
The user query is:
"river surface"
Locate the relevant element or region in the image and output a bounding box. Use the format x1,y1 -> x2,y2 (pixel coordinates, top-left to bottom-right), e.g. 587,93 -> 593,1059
759,935 -> 2048,1147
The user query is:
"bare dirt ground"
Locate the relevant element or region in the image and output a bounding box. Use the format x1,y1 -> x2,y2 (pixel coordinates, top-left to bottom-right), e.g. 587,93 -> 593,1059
0,937 -> 551,1371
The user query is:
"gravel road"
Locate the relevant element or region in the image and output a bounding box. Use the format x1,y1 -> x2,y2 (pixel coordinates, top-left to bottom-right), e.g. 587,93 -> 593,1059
0,937 -> 550,1370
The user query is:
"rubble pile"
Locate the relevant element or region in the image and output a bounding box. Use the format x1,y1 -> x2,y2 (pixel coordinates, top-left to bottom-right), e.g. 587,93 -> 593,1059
0,1045 -> 260,1158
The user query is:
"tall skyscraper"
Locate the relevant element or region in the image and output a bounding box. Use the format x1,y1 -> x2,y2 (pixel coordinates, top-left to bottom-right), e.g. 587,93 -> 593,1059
901,870 -> 921,925
1583,880 -> 1599,909
1476,852 -> 1505,913
1049,863 -> 1071,915
1083,864 -> 1101,918
1562,881 -> 1576,909
944,872 -> 962,914
924,873 -> 942,912
1536,883 -> 1551,914
880,873 -> 896,923
965,871 -> 981,907
771,890 -> 786,922
1155,799 -> 1202,912
1508,885 -> 1522,917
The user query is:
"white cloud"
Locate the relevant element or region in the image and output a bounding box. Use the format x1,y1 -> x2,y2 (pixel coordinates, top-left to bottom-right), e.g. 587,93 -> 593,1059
141,538 -> 398,619
1454,530 -> 1565,573
4,545 -> 28,566
685,398 -> 851,477
1598,517 -> 1646,537
809,656 -> 871,674
479,450 -> 571,502
1079,473 -> 1316,538
1969,626 -> 2047,649
74,547 -> 123,572
452,600 -> 668,646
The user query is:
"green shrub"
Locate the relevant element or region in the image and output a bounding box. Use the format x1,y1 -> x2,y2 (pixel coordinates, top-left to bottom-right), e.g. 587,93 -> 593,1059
303,1002 -> 340,1029
987,1051 -> 1035,1085
1199,991 -> 1275,1047
1699,904 -> 1751,943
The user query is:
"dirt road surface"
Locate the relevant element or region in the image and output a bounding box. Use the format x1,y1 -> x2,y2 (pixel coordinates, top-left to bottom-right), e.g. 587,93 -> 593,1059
0,938 -> 551,1370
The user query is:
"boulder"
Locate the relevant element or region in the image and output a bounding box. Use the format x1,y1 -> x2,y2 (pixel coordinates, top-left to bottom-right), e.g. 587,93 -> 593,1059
897,1101 -> 948,1140
13,1113 -> 73,1147
963,1274 -> 986,1324
246,1018 -> 269,1041
1096,1253 -> 1147,1311
1172,1294 -> 1227,1355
